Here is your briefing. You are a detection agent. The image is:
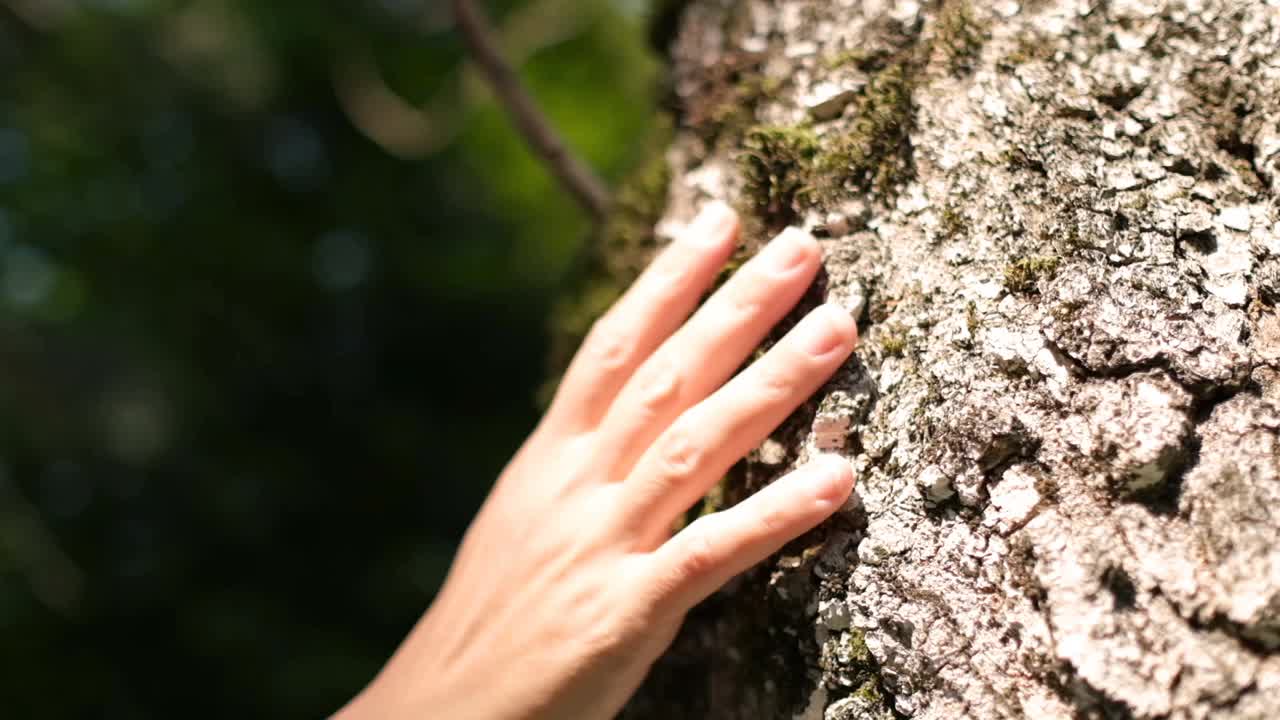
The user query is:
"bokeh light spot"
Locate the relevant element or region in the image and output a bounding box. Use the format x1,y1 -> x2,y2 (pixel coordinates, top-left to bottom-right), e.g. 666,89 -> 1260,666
101,384 -> 171,466
265,116 -> 329,192
312,229 -> 373,292
2,244 -> 56,308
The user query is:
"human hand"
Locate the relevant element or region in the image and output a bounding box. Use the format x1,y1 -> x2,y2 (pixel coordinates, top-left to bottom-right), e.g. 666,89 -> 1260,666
336,202 -> 858,720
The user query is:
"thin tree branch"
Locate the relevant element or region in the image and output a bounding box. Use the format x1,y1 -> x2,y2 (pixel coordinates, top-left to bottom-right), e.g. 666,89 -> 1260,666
334,0 -> 593,160
451,0 -> 612,221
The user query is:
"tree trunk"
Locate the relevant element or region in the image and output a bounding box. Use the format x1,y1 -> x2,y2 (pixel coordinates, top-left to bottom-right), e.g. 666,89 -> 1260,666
616,1 -> 1280,718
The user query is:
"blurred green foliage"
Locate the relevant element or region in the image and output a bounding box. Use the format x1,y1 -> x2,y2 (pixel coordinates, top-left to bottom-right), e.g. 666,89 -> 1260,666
0,0 -> 662,716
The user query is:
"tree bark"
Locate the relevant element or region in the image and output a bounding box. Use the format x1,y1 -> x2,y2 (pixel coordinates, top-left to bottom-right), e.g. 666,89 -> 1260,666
618,1 -> 1280,718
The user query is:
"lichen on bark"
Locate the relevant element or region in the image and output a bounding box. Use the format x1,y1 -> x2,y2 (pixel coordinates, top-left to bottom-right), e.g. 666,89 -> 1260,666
613,1 -> 1280,718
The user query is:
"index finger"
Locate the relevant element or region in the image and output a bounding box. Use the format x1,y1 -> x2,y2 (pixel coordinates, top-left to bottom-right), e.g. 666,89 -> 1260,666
544,202 -> 740,433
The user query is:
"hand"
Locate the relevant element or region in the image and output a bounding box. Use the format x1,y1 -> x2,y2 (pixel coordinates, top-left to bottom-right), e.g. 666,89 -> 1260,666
336,202 -> 859,720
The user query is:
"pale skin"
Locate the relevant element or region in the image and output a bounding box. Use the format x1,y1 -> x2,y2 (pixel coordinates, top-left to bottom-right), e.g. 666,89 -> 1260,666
336,202 -> 858,720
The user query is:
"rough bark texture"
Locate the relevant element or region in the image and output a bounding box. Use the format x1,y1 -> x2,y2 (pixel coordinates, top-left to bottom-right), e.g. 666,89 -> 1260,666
617,1 -> 1280,718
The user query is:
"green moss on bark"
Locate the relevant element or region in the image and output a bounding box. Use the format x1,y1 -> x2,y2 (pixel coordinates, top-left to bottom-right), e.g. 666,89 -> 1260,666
600,123 -> 676,273
934,1 -> 988,76
880,328 -> 909,357
739,124 -> 822,228
1004,256 -> 1061,294
815,62 -> 917,196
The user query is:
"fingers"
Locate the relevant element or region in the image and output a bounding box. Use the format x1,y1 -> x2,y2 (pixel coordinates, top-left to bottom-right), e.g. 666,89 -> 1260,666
617,304 -> 857,545
644,455 -> 854,613
593,228 -> 824,476
546,202 -> 740,433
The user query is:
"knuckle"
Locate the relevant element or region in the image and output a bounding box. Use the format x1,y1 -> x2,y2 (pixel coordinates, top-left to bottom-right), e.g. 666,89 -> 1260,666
585,317 -> 631,371
678,519 -> 721,581
725,283 -> 766,323
654,425 -> 704,483
757,506 -> 787,536
578,609 -> 643,669
755,362 -> 796,402
635,361 -> 682,415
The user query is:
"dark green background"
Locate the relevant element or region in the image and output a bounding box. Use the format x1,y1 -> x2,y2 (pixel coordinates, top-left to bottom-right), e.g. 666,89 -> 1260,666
0,1 -> 663,715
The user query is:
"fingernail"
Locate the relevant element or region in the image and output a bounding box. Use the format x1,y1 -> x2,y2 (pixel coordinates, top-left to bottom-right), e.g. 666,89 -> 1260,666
767,227 -> 817,271
687,201 -> 737,246
805,454 -> 855,504
795,305 -> 855,357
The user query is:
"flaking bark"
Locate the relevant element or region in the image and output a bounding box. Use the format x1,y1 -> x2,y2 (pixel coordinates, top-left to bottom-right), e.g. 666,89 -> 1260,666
620,1 -> 1280,718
